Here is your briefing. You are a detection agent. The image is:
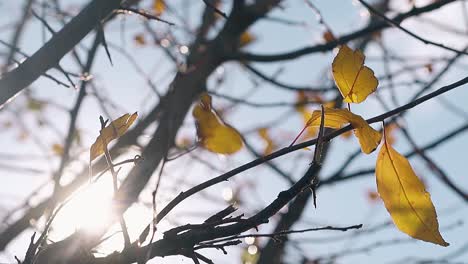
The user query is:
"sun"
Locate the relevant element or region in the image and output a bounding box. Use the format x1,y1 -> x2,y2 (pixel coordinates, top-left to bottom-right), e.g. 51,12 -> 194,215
51,176 -> 115,239
49,175 -> 155,253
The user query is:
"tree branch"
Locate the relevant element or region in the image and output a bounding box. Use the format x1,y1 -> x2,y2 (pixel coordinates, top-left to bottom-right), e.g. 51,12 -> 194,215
227,0 -> 456,62
0,0 -> 123,107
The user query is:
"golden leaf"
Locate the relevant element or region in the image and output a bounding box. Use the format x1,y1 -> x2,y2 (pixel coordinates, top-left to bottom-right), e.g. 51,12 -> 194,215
193,93 -> 243,154
323,30 -> 336,43
52,143 -> 64,156
376,140 -> 449,246
353,118 -> 382,154
306,107 -> 381,154
332,45 -> 378,103
90,112 -> 138,161
134,34 -> 146,46
425,63 -> 433,74
153,0 -> 165,15
240,32 -> 256,48
306,107 -> 348,129
366,189 -> 380,203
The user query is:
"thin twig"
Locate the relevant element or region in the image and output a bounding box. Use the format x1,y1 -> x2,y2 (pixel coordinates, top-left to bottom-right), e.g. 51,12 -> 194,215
117,7 -> 175,25
202,0 -> 227,18
357,0 -> 468,56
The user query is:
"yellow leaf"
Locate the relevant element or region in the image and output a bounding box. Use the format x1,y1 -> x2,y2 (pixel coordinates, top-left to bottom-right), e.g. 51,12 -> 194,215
258,128 -> 275,155
366,189 -> 380,203
193,93 -> 243,154
306,107 -> 349,129
240,32 -> 256,48
323,100 -> 336,109
376,140 -> 449,246
306,107 -> 381,154
323,30 -> 336,43
332,45 -> 378,103
52,143 -> 64,156
134,34 -> 146,46
353,118 -> 382,154
200,92 -> 212,108
90,112 -> 138,161
153,0 -> 165,15
294,92 -> 332,140
425,63 -> 433,74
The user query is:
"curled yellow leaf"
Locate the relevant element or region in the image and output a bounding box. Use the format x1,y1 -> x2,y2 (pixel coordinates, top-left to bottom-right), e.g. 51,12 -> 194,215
353,119 -> 382,154
332,45 -> 378,103
376,140 -> 449,246
294,92 -> 333,140
306,107 -> 349,129
306,107 -> 381,154
193,93 -> 243,154
90,112 -> 138,161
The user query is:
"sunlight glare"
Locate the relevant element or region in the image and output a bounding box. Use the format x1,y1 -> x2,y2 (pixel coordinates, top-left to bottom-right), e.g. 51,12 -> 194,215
245,236 -> 255,245
96,203 -> 153,253
247,245 -> 258,255
51,177 -> 115,239
222,187 -> 233,202
179,45 -> 189,55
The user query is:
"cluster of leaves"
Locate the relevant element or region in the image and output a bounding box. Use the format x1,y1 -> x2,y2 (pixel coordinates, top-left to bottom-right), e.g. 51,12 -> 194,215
88,44 -> 449,248
327,45 -> 448,246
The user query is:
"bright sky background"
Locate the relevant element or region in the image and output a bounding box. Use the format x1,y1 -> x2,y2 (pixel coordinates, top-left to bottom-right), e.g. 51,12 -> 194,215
0,0 -> 467,263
